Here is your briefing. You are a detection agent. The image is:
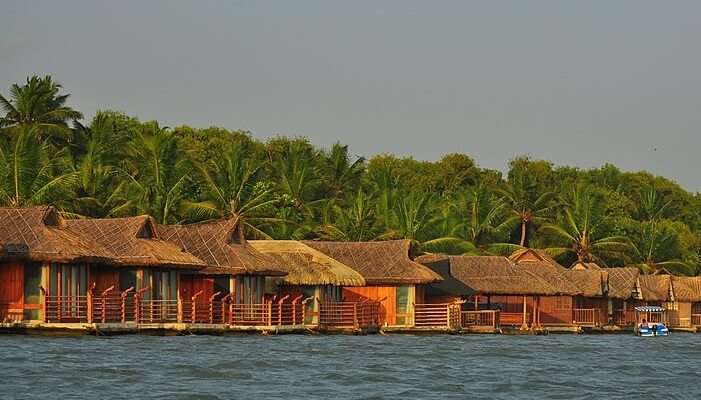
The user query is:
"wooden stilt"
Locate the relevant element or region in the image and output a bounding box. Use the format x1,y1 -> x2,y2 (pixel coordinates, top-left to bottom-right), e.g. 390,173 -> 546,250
521,295 -> 528,330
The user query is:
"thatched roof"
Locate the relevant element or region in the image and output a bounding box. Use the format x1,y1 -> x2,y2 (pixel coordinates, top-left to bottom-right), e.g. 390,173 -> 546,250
571,261 -> 602,271
638,274 -> 672,302
417,255 -> 578,296
565,270 -> 608,297
65,216 -> 205,269
249,240 -> 365,286
158,219 -> 285,276
671,276 -> 701,302
509,248 -> 566,270
0,206 -> 113,263
302,240 -> 442,285
607,267 -> 640,300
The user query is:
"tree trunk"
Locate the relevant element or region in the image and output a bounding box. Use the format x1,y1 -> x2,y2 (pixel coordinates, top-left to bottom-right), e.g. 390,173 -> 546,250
519,221 -> 527,247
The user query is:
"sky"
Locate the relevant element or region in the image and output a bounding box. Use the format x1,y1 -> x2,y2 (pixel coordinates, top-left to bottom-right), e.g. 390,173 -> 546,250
2,1 -> 700,190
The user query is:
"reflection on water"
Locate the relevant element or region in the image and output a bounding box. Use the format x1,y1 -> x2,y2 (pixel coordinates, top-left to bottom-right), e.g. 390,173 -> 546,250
0,333 -> 696,399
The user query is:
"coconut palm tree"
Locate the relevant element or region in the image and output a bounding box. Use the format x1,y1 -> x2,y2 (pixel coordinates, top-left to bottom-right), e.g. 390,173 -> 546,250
183,142 -> 280,238
0,127 -> 78,207
630,220 -> 694,275
321,142 -> 365,201
270,140 -> 321,217
540,184 -> 631,264
124,122 -> 188,223
0,75 -> 82,142
451,184 -> 511,246
497,174 -> 557,246
317,190 -> 377,241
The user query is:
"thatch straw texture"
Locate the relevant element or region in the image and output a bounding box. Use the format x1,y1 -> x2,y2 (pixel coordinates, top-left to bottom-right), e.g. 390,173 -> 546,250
671,276 -> 701,302
417,255 -> 577,296
571,261 -> 602,271
249,240 -> 365,286
65,216 -> 205,269
607,267 -> 640,300
159,219 -> 285,276
565,270 -> 608,297
509,248 -> 566,270
638,274 -> 672,302
303,240 -> 442,285
0,206 -> 113,263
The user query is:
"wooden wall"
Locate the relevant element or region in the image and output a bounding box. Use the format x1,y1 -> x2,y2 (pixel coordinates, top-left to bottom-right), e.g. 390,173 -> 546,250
0,262 -> 24,307
539,296 -> 573,325
343,286 -> 398,326
180,275 -> 214,300
90,267 -> 119,294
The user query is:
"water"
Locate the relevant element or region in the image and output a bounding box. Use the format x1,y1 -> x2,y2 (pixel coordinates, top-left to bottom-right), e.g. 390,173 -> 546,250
0,333 -> 697,399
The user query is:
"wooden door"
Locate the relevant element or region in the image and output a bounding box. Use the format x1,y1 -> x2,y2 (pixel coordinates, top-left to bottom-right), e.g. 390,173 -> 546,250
0,262 -> 24,321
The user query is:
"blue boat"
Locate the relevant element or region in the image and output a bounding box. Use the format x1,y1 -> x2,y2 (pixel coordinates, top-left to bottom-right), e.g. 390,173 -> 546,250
634,306 -> 669,337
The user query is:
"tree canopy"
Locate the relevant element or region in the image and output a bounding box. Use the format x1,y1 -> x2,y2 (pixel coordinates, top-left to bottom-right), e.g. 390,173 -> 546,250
2,75 -> 701,274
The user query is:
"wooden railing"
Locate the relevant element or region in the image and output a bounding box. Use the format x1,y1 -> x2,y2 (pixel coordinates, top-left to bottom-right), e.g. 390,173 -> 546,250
91,287 -> 135,323
461,310 -> 499,329
413,303 -> 461,329
136,299 -> 179,323
612,310 -> 636,326
573,308 -> 598,327
0,303 -> 23,322
319,301 -> 380,329
500,312 -> 529,326
44,295 -> 89,323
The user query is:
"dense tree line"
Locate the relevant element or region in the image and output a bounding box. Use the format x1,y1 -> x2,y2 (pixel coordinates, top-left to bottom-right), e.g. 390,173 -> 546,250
2,75 -> 700,274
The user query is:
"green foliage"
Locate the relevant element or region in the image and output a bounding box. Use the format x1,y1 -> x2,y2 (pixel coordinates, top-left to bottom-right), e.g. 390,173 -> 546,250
2,75 -> 701,274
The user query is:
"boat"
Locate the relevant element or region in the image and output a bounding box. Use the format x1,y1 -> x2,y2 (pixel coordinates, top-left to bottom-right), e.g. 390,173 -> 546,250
633,306 -> 669,337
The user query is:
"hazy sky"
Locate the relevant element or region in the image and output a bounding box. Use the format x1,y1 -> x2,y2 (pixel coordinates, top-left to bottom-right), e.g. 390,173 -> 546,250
2,1 -> 700,190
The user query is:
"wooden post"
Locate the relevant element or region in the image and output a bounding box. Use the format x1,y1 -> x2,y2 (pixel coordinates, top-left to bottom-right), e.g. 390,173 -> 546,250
267,301 -> 272,326
87,288 -> 93,324
521,296 -> 528,330
40,286 -> 47,323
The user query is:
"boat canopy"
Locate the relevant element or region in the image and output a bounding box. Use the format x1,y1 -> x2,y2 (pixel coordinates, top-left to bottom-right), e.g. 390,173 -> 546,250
635,306 -> 665,312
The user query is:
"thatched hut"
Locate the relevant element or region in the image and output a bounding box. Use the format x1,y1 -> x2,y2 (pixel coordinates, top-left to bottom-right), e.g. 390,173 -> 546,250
65,216 -> 206,305
669,276 -> 701,327
565,269 -> 609,325
607,267 -> 642,326
508,249 -> 583,326
249,240 -> 365,325
0,206 -> 114,322
418,254 -> 579,329
159,219 -> 285,307
303,240 -> 442,327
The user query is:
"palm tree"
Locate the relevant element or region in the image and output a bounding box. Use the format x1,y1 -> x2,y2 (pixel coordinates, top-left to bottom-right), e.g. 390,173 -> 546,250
321,143 -> 365,201
451,184 -> 510,246
497,174 -> 556,246
0,75 -> 82,142
270,140 -> 321,217
636,184 -> 672,221
317,190 -> 377,241
124,122 -> 188,223
540,184 -> 630,264
183,142 -> 279,238
380,191 -> 434,240
630,220 -> 694,275
0,127 -> 78,207
67,115 -> 131,217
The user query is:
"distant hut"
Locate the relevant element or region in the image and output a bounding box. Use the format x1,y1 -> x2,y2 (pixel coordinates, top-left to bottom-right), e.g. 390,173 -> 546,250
65,216 -> 206,323
607,267 -> 642,326
418,255 -> 576,329
303,240 -> 442,327
159,219 -> 286,310
509,249 -> 582,326
565,269 -> 609,326
669,276 -> 701,328
0,206 -> 113,322
249,240 -> 365,325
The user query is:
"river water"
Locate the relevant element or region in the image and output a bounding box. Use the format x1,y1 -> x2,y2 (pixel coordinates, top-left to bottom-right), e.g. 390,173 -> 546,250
0,333 -> 697,399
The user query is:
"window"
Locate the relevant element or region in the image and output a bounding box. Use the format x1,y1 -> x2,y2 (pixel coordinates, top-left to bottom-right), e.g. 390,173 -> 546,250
23,263 -> 42,320
119,269 -> 138,291
49,263 -> 87,297
236,276 -> 264,304
395,285 -> 414,326
152,271 -> 177,301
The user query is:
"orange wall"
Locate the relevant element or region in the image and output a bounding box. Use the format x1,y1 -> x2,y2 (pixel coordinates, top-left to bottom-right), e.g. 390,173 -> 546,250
180,275 -> 214,300
90,268 -> 119,294
343,286 -> 398,325
539,296 -> 572,325
0,262 -> 23,306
